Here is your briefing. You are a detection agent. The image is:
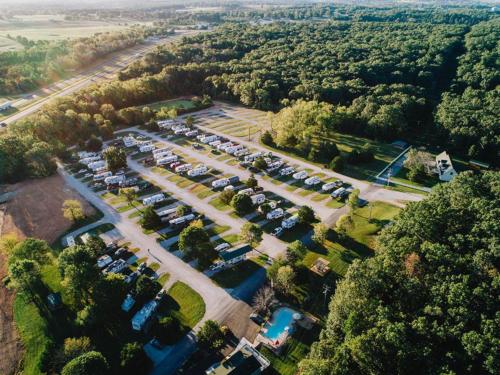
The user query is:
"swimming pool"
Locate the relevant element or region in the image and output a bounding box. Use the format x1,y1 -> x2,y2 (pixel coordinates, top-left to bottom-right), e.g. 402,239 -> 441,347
261,307 -> 299,341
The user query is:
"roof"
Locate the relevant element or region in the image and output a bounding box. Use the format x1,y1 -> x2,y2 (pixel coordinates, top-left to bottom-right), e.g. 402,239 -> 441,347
131,300 -> 158,329
47,292 -> 62,309
206,338 -> 269,375
220,245 -> 252,262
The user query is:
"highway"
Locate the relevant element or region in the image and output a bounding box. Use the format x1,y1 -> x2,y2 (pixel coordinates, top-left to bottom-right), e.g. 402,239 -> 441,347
1,30 -> 195,126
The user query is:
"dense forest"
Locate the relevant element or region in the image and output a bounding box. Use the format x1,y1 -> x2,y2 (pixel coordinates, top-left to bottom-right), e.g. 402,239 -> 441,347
0,23 -> 173,95
119,13 -> 499,163
299,171 -> 500,375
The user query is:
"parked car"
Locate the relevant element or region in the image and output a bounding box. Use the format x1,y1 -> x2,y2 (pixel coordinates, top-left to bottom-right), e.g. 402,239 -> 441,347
271,227 -> 283,237
214,243 -> 231,252
250,312 -> 265,325
114,247 -> 127,258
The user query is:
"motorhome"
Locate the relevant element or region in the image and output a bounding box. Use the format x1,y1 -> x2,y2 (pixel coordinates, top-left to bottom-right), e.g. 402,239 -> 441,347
93,171 -> 112,181
169,213 -> 196,226
131,300 -> 158,331
266,208 -> 284,220
123,136 -> 137,147
157,207 -> 178,222
228,176 -> 240,185
156,155 -> 178,166
225,144 -> 244,155
103,259 -> 127,274
238,188 -> 254,196
142,193 -> 165,206
104,175 -> 126,185
331,187 -> 346,199
80,155 -> 101,165
153,151 -> 173,160
217,142 -> 233,151
321,181 -> 341,192
153,147 -> 171,156
77,151 -> 99,159
234,149 -> 249,157
212,178 -> 230,189
174,127 -> 190,135
175,163 -> 193,173
201,135 -> 219,144
304,176 -> 321,186
185,130 -> 198,137
251,194 -> 266,206
209,140 -> 222,148
157,119 -> 178,129
244,152 -> 263,163
279,166 -> 295,176
139,144 -> 155,153
282,214 -> 299,229
292,170 -> 308,180
187,165 -> 208,177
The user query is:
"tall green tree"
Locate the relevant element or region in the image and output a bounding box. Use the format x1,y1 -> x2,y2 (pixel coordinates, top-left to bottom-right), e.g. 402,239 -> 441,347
103,146 -> 127,172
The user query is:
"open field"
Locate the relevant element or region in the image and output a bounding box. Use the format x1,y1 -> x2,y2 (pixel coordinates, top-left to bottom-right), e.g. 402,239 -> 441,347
140,98 -> 197,112
166,281 -> 206,330
0,174 -> 97,244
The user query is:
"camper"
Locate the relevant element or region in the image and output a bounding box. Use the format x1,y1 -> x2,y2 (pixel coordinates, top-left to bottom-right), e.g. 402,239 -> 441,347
121,294 -> 136,312
282,214 -> 299,229
266,208 -> 284,220
321,181 -> 341,192
77,151 -> 99,159
157,207 -> 178,222
103,259 -> 127,274
131,300 -> 158,331
153,151 -> 173,160
251,193 -> 266,206
104,175 -> 126,185
209,140 -> 222,148
279,166 -> 295,176
169,213 -> 196,226
331,187 -> 346,199
139,144 -> 155,153
93,171 -> 112,181
187,165 -> 209,177
234,149 -> 249,157
238,188 -> 254,196
293,170 -> 308,180
153,147 -> 171,156
266,160 -> 284,171
212,178 -> 230,189
225,144 -> 244,155
123,136 -> 137,147
304,176 -> 321,186
244,152 -> 263,163
201,135 -> 219,144
175,163 -> 193,173
217,142 -> 233,151
174,127 -> 190,135
185,130 -> 198,137
158,119 -> 178,129
142,193 -> 165,206
156,155 -> 178,166
80,155 -> 101,165
228,176 -> 240,185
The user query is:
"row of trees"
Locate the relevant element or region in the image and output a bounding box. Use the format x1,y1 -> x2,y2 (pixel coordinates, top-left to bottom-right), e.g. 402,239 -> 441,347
300,171 -> 500,374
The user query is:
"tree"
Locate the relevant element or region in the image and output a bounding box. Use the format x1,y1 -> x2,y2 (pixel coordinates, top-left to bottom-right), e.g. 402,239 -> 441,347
9,237 -> 50,265
259,202 -> 272,216
175,205 -> 188,217
155,316 -> 182,345
312,223 -> 328,244
54,337 -> 93,369
8,259 -> 41,298
85,136 -> 102,152
120,342 -> 151,373
197,320 -> 225,351
185,115 -> 194,127
178,224 -> 217,268
231,193 -> 254,215
260,130 -> 274,146
335,214 -> 354,238
239,223 -> 263,248
75,304 -> 98,329
219,189 -> 235,205
84,235 -> 106,257
0,233 -> 20,257
61,351 -> 109,375
62,200 -> 85,223
103,146 -> 127,172
347,189 -> 360,210
246,173 -> 258,188
301,171 -> 500,374
275,265 -> 295,295
285,240 -> 308,265
92,273 -> 127,315
58,245 -> 100,305
252,285 -> 275,315
120,187 -> 137,208
297,205 -> 315,224
329,156 -> 344,172
253,157 -> 267,170
134,275 -> 161,304
140,206 -> 161,230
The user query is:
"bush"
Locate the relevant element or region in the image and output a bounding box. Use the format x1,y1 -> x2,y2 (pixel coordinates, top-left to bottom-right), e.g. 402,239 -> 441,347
85,136 -> 102,152
134,275 -> 161,304
120,342 -> 151,373
140,206 -> 162,230
155,316 -> 183,345
197,320 -> 225,351
329,156 -> 344,172
219,189 -> 235,205
231,193 -> 254,215
297,205 -> 315,224
61,351 -> 109,375
260,130 -> 274,146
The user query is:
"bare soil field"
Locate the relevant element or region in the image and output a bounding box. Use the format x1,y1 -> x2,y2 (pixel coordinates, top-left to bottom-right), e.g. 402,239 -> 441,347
0,174 -> 96,244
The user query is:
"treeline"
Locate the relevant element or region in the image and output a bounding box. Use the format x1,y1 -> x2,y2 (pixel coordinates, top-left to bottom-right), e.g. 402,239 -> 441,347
299,171 -> 500,375
120,16 -> 498,163
0,24 -> 174,95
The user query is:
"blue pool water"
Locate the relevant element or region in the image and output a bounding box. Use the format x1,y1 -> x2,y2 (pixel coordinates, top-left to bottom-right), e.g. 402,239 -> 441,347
262,307 -> 298,341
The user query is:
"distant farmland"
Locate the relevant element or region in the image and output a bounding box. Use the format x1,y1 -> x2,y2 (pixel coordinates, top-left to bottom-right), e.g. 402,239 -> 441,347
0,14 -> 152,51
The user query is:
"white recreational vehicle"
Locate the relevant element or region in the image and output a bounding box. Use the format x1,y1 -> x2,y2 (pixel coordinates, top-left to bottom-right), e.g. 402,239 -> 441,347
175,163 -> 193,173
217,142 -> 233,151
331,187 -> 346,199
104,175 -> 126,185
212,178 -> 230,189
244,152 -> 263,163
225,144 -> 244,155
142,193 -> 165,206
187,165 -> 209,177
266,208 -> 284,220
139,144 -> 156,153
153,147 -> 171,156
201,135 -> 219,144
292,170 -> 308,180
123,136 -> 137,148
153,151 -> 173,160
279,167 -> 295,176
238,188 -> 254,196
304,176 -> 321,186
321,181 -> 341,192
209,140 -> 222,148
251,194 -> 266,206
169,213 -> 196,226
185,130 -> 198,137
156,155 -> 178,166
282,214 -> 299,229
93,171 -> 112,181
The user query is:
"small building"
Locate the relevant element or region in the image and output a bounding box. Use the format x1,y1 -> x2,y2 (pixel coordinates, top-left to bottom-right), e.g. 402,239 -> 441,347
310,257 -> 330,276
205,337 -> 270,375
220,244 -> 253,267
131,300 -> 158,331
47,292 -> 62,311
435,151 -> 457,182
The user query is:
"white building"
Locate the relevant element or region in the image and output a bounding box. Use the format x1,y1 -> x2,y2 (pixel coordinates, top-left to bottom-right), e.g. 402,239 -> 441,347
435,151 -> 457,182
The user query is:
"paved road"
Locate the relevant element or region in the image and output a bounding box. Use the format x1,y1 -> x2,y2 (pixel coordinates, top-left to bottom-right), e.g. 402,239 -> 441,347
2,31 -> 194,126
57,165 -> 263,375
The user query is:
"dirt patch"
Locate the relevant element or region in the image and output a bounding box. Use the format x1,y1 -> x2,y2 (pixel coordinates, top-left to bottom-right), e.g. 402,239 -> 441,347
0,252 -> 23,375
0,174 -> 96,243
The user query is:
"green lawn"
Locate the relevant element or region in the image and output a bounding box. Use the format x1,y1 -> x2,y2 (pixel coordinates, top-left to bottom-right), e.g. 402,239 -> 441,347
221,234 -> 240,245
208,197 -> 232,211
212,259 -> 263,288
166,282 -> 205,330
391,167 -> 439,189
140,99 -> 196,111
158,273 -> 170,286
206,224 -> 231,237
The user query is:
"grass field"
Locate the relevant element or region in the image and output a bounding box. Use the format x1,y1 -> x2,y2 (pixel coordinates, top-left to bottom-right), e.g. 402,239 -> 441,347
166,282 -> 205,330
140,99 -> 197,111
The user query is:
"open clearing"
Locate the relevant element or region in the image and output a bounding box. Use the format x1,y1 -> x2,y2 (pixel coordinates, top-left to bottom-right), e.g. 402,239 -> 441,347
0,174 -> 96,244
